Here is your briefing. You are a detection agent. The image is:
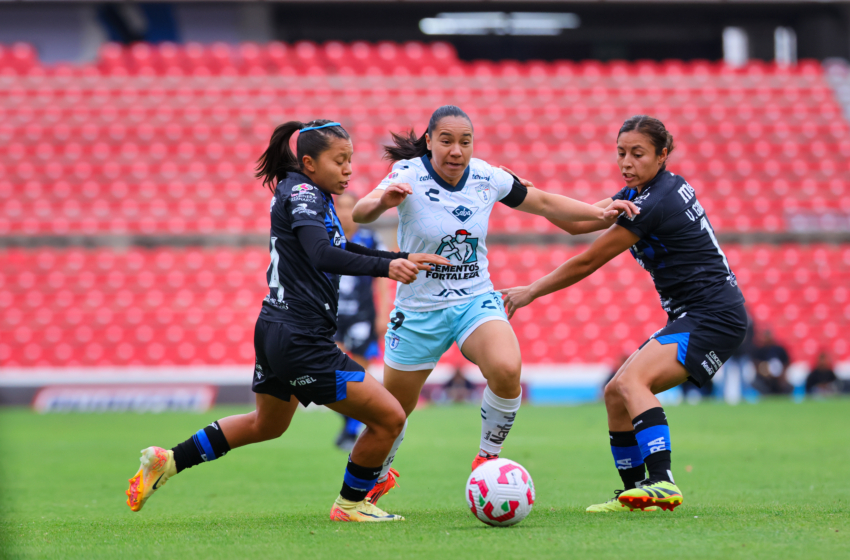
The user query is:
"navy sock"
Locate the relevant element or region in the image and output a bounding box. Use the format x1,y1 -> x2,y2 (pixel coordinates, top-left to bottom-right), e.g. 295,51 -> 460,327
632,407 -> 673,483
610,430 -> 646,490
339,458 -> 381,502
171,421 -> 231,473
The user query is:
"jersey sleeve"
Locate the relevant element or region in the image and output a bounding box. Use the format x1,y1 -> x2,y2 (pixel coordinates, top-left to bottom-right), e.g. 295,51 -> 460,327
375,162 -> 417,191
286,183 -> 326,229
491,166 -> 528,208
615,193 -> 663,238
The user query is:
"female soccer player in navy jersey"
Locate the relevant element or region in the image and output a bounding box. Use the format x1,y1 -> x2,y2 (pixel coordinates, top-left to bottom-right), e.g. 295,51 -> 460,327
501,116 -> 747,512
351,105 -> 639,505
125,119 -> 449,522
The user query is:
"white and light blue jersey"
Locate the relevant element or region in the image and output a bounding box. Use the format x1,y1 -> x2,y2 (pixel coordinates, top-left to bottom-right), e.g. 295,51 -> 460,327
375,156 -> 516,312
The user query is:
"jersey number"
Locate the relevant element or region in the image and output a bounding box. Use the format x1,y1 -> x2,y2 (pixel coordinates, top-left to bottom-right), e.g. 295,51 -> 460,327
268,237 -> 284,301
700,217 -> 731,275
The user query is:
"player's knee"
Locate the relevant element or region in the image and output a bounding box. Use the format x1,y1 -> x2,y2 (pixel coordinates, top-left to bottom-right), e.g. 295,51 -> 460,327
487,357 -> 522,389
603,379 -> 621,406
384,407 -> 406,440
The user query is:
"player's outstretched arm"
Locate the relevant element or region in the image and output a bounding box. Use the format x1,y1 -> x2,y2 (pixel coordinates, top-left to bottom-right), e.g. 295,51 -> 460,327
352,183 -> 412,223
499,225 -> 639,319
499,166 -> 638,234
516,187 -> 639,225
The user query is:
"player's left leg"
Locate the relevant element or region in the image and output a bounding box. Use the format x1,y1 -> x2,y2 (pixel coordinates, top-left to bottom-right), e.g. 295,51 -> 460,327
609,339 -> 688,511
325,373 -> 407,522
126,393 -> 299,512
460,318 -> 523,471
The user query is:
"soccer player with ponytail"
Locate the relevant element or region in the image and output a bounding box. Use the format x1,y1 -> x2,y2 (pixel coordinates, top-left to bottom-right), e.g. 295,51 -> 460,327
501,116 -> 747,512
352,105 -> 639,504
125,120 -> 448,522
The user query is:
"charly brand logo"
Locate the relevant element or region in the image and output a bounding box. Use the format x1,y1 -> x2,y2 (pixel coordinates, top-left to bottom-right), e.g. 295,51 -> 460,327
445,205 -> 479,224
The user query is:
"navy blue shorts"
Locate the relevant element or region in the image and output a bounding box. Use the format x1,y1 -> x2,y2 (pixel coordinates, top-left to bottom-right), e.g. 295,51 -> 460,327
641,304 -> 748,388
252,318 -> 365,406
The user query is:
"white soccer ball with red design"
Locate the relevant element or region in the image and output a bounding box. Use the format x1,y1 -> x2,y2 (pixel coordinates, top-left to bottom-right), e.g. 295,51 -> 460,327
465,458 -> 535,527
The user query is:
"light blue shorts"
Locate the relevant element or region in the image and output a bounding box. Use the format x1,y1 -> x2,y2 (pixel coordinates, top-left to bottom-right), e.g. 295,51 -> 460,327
383,291 -> 509,371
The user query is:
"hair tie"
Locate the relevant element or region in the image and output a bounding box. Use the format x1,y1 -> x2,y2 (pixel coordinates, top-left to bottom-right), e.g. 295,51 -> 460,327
299,122 -> 341,134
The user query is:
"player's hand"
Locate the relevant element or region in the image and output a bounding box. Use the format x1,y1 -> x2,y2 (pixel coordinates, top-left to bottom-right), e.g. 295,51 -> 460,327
499,166 -> 535,189
389,259 -> 421,284
603,199 -> 640,220
407,253 -> 450,270
498,286 -> 535,319
381,183 -> 413,209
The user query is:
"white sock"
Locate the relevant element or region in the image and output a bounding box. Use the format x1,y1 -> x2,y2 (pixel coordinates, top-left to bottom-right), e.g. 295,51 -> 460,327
480,386 -> 522,455
378,419 -> 407,481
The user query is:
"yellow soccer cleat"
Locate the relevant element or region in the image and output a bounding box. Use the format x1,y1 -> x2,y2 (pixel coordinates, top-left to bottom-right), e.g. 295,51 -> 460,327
365,468 -> 400,506
618,480 -> 683,512
587,490 -> 658,512
329,496 -> 405,522
126,446 -> 177,512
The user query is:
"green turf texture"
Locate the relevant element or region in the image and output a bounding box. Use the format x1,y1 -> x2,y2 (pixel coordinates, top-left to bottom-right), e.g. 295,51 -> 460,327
1,399 -> 848,559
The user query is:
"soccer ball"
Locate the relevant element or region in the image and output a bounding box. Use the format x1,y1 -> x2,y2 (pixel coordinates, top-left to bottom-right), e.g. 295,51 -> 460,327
465,458 -> 535,527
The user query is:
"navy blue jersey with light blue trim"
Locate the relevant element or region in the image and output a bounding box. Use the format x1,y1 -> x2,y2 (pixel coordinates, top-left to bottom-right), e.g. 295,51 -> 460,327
337,228 -> 383,325
259,172 -> 347,332
612,169 -> 745,316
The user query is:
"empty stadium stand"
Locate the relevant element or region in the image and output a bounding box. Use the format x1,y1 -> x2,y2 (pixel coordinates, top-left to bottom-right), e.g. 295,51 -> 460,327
1,41 -> 848,235
2,244 -> 847,367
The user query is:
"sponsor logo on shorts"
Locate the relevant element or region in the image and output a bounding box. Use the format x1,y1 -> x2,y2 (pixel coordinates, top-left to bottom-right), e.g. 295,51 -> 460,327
706,351 -> 723,371
701,360 -> 716,375
290,375 -> 316,387
388,333 -> 400,350
254,363 -> 264,380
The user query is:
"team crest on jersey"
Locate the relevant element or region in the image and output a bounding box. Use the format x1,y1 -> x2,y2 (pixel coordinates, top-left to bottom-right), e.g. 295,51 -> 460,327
475,184 -> 491,204
436,229 -> 479,264
445,205 -> 479,224
388,333 -> 400,350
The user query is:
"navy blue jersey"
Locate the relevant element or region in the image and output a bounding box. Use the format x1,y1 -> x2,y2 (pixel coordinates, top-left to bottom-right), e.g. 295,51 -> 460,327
337,229 -> 384,325
259,172 -> 347,332
612,169 -> 745,316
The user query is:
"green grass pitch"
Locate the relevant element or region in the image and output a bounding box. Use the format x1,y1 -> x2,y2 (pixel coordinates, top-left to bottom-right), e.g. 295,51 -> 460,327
1,399 -> 848,559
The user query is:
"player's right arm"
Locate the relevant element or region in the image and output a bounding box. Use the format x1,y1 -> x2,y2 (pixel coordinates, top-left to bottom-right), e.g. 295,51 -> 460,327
547,198 -> 617,235
352,183 -> 412,223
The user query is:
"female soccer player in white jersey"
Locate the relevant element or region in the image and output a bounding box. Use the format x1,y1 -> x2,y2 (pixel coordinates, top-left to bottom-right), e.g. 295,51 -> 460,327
501,116 -> 747,513
124,119 -> 449,522
352,105 -> 639,503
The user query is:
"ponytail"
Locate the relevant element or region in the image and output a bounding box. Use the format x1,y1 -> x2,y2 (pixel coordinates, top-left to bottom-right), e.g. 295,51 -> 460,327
384,129 -> 430,162
383,105 -> 473,163
256,119 -> 350,192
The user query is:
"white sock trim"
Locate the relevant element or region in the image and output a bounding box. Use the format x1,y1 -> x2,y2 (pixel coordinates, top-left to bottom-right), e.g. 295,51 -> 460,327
483,385 -> 522,411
